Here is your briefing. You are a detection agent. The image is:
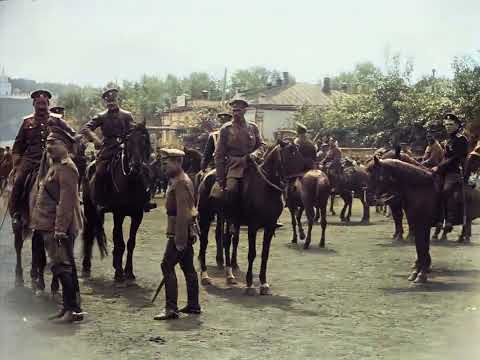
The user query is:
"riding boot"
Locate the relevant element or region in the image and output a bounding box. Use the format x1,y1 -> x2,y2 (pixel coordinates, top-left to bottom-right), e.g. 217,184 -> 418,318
163,271 -> 179,313
179,272 -> 201,314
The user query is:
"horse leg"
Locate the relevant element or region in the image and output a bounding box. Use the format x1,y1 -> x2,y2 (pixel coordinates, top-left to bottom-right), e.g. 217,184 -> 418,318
314,206 -> 320,222
297,207 -> 306,240
340,194 -> 349,222
390,204 -> 404,241
14,228 -> 24,287
431,223 -> 442,241
410,224 -> 431,283
214,214 -> 224,268
112,212 -> 126,282
303,206 -> 314,250
231,224 -> 240,271
224,220 -> 236,285
198,212 -> 212,285
245,226 -> 258,296
361,198 -> 370,224
31,230 -> 45,293
319,202 -> 328,248
259,226 -> 275,295
125,213 -> 143,281
288,206 -> 298,243
329,193 -> 336,215
346,194 -> 352,222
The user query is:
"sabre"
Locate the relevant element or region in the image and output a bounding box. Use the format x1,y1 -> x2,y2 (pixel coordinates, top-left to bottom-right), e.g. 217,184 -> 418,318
151,277 -> 165,303
460,167 -> 467,228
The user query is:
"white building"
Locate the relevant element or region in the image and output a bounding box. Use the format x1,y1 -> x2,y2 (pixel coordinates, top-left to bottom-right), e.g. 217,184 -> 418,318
0,67 -> 12,97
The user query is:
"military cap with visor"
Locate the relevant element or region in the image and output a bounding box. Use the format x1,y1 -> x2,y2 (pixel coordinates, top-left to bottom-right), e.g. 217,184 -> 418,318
50,106 -> 65,115
444,113 -> 462,125
47,126 -> 76,152
228,97 -> 249,108
30,89 -> 52,100
102,88 -> 119,101
160,148 -> 185,158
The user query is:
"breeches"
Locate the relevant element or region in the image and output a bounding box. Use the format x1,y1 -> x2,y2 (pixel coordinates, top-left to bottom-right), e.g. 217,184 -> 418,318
38,231 -> 73,275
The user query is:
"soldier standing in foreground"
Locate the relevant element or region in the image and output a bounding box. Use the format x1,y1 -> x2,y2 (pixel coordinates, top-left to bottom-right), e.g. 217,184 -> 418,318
31,126 -> 84,323
154,148 -> 200,321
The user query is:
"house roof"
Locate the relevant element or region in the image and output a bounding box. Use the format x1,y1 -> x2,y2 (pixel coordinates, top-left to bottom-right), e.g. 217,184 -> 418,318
244,82 -> 340,107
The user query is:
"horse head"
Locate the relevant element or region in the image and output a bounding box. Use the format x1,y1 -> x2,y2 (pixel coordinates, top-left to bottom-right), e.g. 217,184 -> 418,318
124,122 -> 151,176
366,156 -> 398,202
276,138 -> 306,177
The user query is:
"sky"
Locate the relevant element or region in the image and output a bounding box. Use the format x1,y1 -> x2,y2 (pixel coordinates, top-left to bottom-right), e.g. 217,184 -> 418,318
0,0 -> 479,86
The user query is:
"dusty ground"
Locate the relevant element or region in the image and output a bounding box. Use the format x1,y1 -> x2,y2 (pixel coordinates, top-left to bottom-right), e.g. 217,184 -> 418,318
1,197 -> 480,360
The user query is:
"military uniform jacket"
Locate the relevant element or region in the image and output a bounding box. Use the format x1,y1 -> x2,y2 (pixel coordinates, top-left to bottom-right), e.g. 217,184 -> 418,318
165,171 -> 197,251
12,113 -> 75,165
214,120 -> 262,182
422,140 -> 444,168
295,137 -> 317,170
322,146 -> 342,164
437,133 -> 469,175
202,130 -> 220,168
31,157 -> 83,239
82,108 -> 134,160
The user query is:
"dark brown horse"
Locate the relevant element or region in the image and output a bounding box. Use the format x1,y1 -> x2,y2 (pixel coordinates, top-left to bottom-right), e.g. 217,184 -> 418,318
82,122 -> 152,282
367,157 -> 437,282
197,142 -> 287,294
282,141 -> 331,249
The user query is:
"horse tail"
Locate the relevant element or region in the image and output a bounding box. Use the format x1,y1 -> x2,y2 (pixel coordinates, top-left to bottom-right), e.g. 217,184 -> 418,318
82,173 -> 108,259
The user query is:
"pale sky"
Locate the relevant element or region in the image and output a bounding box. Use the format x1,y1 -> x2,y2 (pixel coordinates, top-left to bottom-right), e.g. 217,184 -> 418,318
0,0 -> 478,86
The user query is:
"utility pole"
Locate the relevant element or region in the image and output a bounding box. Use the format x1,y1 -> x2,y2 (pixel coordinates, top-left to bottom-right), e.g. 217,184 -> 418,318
221,67 -> 227,102
431,68 -> 436,93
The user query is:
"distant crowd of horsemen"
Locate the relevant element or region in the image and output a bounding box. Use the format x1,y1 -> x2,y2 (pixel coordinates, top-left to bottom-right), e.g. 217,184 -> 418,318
1,87 -> 479,324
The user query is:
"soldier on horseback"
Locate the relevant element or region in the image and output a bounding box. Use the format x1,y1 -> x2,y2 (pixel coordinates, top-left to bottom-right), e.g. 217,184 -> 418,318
201,112 -> 232,171
320,137 -> 342,168
80,88 -> 155,211
10,90 -> 76,231
214,98 -> 262,219
421,132 -> 444,168
432,113 -> 469,232
294,122 -> 317,170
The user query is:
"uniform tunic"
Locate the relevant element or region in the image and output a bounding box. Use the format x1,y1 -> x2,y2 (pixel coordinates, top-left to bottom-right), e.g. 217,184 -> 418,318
321,145 -> 343,165
81,108 -> 134,161
437,133 -> 469,175
214,119 -> 262,184
165,171 -> 196,251
294,137 -> 317,170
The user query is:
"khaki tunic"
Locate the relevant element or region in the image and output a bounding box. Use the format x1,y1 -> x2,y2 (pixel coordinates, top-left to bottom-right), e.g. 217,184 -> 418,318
31,157 -> 83,239
214,120 -> 262,183
422,140 -> 444,168
165,171 -> 197,251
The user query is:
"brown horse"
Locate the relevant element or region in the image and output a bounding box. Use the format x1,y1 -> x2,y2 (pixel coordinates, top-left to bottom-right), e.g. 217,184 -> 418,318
282,141 -> 331,249
367,157 -> 437,282
197,141 -> 287,294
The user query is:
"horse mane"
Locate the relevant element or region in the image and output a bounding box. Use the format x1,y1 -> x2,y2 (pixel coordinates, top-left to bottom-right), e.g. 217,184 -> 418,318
377,158 -> 433,186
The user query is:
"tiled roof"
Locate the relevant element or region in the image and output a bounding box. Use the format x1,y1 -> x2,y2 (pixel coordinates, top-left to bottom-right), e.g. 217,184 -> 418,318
244,83 -> 340,107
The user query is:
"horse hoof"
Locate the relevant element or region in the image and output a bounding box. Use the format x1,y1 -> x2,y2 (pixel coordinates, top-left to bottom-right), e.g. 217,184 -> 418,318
244,287 -> 256,296
303,242 -> 311,250
51,292 -> 62,304
413,272 -> 427,284
34,289 -> 45,297
259,284 -> 272,296
226,276 -> 237,285
81,270 -> 91,279
440,235 -> 448,242
407,271 -> 418,281
393,234 -> 403,242
361,219 -> 369,225
125,272 -> 136,281
114,271 -> 125,283
15,276 -> 24,288
216,260 -> 224,269
291,238 -> 297,244
319,242 -> 325,248
201,277 -> 212,286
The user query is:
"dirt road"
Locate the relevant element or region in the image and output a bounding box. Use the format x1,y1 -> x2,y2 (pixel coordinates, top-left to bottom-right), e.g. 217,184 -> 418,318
1,198 -> 480,359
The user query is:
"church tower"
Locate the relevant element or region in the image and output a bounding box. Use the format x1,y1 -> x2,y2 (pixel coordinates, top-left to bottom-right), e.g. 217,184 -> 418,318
0,67 -> 12,97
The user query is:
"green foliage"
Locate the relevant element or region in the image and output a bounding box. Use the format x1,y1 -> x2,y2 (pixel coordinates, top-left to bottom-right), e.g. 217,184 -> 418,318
230,66 -> 276,93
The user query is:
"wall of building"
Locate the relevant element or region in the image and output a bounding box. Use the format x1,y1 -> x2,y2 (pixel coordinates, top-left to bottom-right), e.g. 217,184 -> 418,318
0,97 -> 32,141
249,109 -> 296,141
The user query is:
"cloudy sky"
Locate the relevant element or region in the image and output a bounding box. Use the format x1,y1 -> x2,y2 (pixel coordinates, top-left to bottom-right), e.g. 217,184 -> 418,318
0,0 -> 478,85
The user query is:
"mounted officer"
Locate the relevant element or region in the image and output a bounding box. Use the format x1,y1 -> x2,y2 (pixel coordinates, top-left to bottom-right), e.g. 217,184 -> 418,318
421,132 -> 444,168
214,98 -> 262,212
320,136 -> 342,168
154,148 -> 200,321
10,90 -> 76,230
31,126 -> 84,323
80,89 -> 156,211
294,122 -> 317,170
432,113 -> 469,232
201,112 -> 232,171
